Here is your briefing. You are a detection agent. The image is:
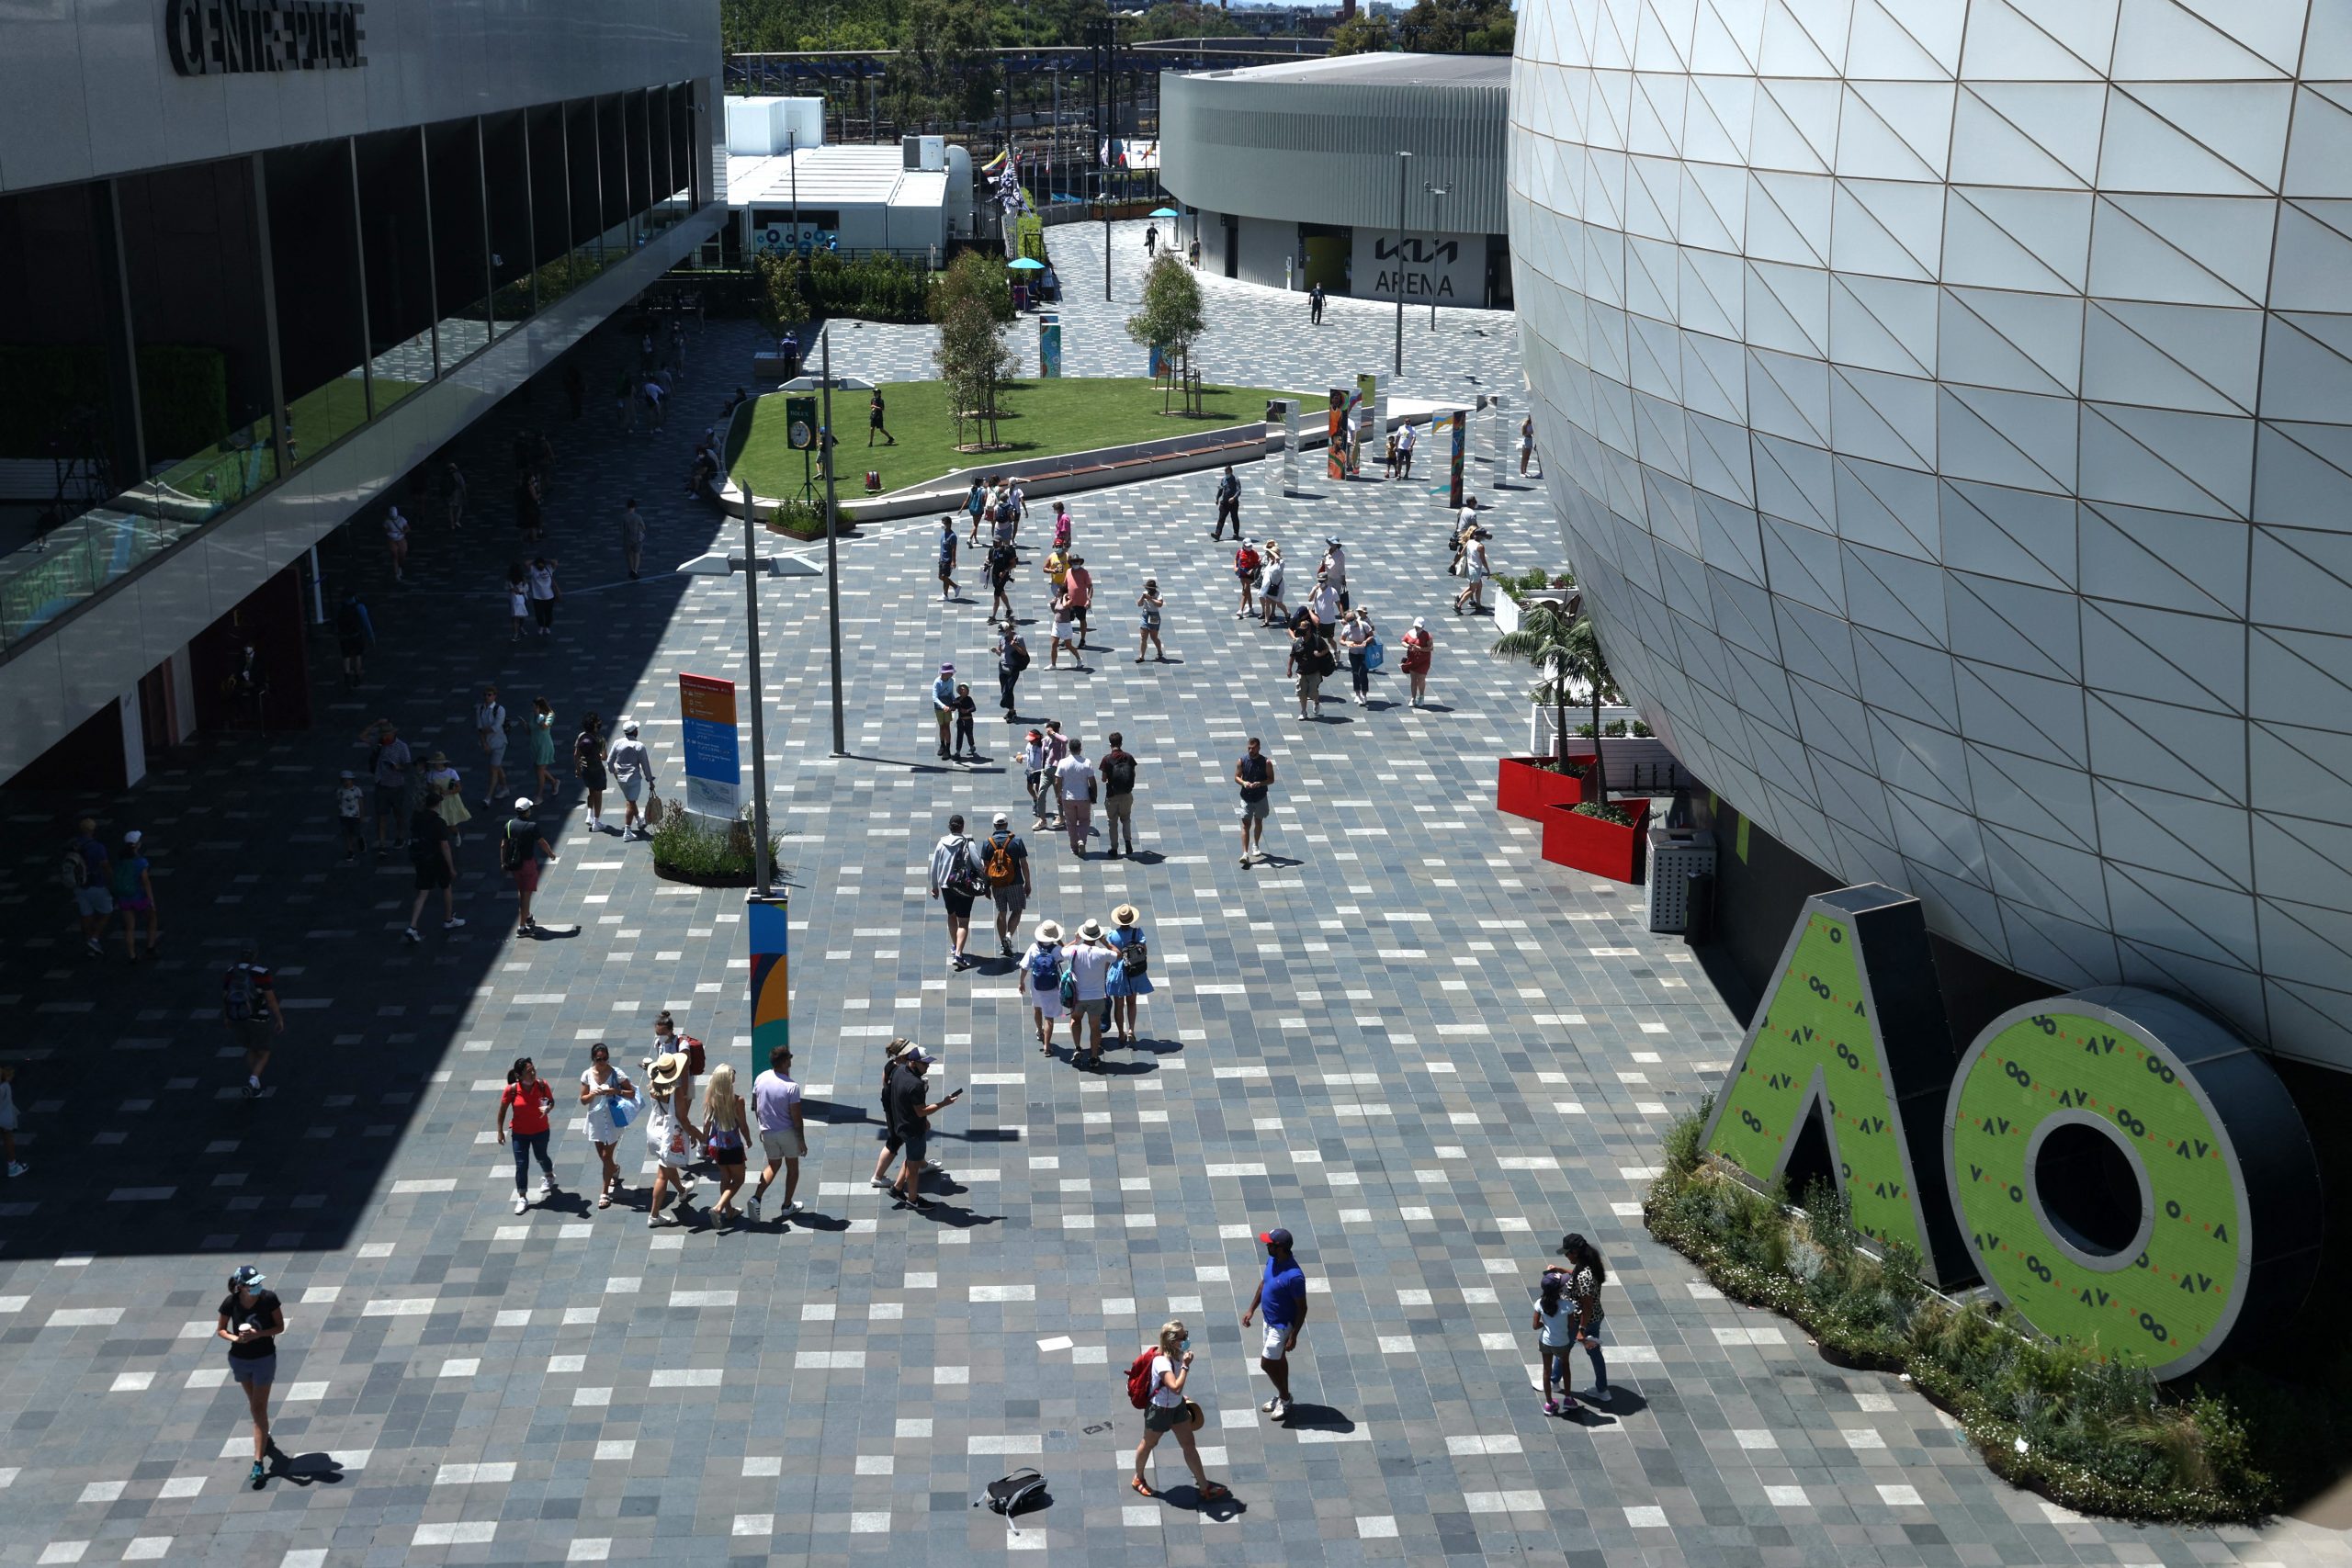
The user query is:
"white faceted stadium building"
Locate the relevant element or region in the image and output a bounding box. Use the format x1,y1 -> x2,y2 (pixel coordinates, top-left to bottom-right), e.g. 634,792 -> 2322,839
1507,0 -> 2352,1067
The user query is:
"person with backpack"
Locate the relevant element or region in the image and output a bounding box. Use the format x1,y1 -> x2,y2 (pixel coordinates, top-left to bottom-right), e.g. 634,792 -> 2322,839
994,623 -> 1029,722
221,946 -> 285,1100
501,797 -> 557,935
334,591 -> 374,686
1230,538 -> 1261,620
987,540 -> 1018,623
1024,920 -> 1067,1054
927,814 -> 984,971
1104,903 -> 1153,1046
110,829 -> 159,962
1127,1319 -> 1229,1503
1234,738 -> 1275,866
1060,918 -> 1116,1069
981,813 -> 1032,957
1211,464 -> 1241,541
936,516 -> 960,603
1256,541 -> 1286,626
1100,732 -> 1140,858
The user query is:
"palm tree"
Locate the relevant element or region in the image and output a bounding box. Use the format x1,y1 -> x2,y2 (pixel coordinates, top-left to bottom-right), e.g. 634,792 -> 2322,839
1495,604 -> 1620,802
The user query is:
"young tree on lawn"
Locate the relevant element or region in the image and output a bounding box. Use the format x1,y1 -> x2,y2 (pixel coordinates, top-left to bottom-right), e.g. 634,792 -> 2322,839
1125,253 -> 1208,413
934,297 -> 1014,449
1494,604 -> 1620,801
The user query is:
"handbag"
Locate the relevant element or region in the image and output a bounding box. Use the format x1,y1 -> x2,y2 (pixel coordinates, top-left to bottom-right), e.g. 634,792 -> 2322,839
1364,637 -> 1385,671
607,1087 -> 638,1130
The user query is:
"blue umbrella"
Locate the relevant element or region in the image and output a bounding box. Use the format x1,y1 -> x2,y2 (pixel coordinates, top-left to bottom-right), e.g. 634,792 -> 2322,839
1149,207 -> 1180,218
1007,257 -> 1045,270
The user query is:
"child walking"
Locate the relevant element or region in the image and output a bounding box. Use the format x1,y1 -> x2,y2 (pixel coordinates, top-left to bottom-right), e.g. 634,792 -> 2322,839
1533,1266 -> 1578,1414
951,683 -> 978,759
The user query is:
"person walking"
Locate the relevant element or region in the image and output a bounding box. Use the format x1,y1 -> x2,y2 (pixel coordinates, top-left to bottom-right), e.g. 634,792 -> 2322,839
475,685 -> 510,805
526,555 -> 560,636
1144,221 -> 1159,257
1061,917 -> 1115,1068
1105,903 -> 1153,1045
1308,281 -> 1326,325
1065,555 -> 1093,646
1256,541 -> 1287,626
1394,419 -> 1418,479
620,498 -> 646,579
1534,1264 -> 1579,1416
1320,537 -> 1349,611
869,387 -> 894,446
1049,585 -> 1083,671
749,1044 -> 806,1222
446,461 -> 469,531
403,795 -> 463,942
384,506 -> 412,583
642,1052 -> 701,1228
650,1010 -> 707,1131
979,812 -> 1031,955
1024,921 -> 1067,1053
1560,1233 -> 1613,1405
1401,616 -> 1435,707
1241,1227 -> 1309,1421
1234,738 -> 1274,866
607,720 -> 658,838
334,591 -> 374,685
1453,527 -> 1491,615
964,477 -> 989,545
574,713 -> 610,832
506,564 -> 530,642
110,829 -> 159,961
987,538 -> 1017,622
360,721 -> 412,853
936,517 -> 960,602
994,622 -> 1028,721
1021,728 -> 1056,829
928,814 -> 984,970
501,796 -> 557,934
1134,581 -> 1167,663
1306,570 -> 1340,632
1055,740 -> 1097,857
951,682 -> 978,760
222,945 -> 285,1100
868,1038 -> 916,1190
1339,610 -> 1375,706
1129,1320 -> 1229,1502
1230,538 -> 1260,621
886,1046 -> 961,1210
701,1062 -> 752,1227
515,474 -> 544,544
931,663 -> 957,760
334,770 -> 366,864
1211,465 -> 1241,540
1100,732 -> 1139,857
1050,501 -> 1072,551
215,1264 -> 286,1490
495,1055 -> 560,1214
528,697 -> 557,797
1520,414 -> 1537,477
579,1043 -> 636,1210
1450,497 -> 1481,572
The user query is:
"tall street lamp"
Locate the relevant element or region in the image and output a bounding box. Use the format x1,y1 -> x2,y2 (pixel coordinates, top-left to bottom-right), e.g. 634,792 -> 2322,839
1423,182 -> 1449,329
1392,150 -> 1412,377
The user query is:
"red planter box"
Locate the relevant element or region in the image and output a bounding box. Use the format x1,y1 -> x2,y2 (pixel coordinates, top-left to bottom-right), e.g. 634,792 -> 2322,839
1540,796 -> 1652,884
1497,754 -> 1597,818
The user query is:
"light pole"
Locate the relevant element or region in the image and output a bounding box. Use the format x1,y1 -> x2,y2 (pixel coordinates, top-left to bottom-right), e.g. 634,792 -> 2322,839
1392,150 -> 1412,377
1423,182 -> 1449,329
738,486 -> 775,896
819,329 -> 847,755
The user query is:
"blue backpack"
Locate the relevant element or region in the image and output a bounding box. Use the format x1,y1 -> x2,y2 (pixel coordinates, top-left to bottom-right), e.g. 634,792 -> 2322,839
1027,946 -> 1059,987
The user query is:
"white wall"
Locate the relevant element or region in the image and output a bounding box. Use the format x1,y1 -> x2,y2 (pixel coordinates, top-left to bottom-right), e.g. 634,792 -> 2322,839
0,0 -> 720,195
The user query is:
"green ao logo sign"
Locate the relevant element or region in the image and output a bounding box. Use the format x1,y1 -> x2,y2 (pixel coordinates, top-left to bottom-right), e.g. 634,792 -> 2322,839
1702,887 -> 2322,1379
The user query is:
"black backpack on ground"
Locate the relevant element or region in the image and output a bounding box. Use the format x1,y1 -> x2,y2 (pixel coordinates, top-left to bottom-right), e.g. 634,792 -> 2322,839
974,1468 -> 1048,1537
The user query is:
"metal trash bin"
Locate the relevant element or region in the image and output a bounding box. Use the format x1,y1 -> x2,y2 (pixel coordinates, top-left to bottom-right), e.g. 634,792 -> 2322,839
1684,870 -> 1716,945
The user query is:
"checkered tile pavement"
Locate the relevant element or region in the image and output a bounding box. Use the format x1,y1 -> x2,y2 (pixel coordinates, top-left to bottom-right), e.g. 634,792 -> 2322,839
1,251 -> 2339,1565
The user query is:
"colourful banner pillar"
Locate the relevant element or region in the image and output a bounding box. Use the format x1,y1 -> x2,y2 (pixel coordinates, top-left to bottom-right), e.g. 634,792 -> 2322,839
1448,409 -> 1466,509
746,891 -> 788,1075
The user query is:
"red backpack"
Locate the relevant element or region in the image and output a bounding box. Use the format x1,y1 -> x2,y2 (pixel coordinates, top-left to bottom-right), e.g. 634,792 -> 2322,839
1125,1348 -> 1159,1409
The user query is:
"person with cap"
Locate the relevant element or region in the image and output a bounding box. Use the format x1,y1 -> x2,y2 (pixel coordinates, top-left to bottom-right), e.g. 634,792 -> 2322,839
980,812 -> 1032,956
642,1051 -> 702,1227
1024,920 -> 1068,1053
1401,615 -> 1435,707
1104,903 -> 1153,1045
1233,737 -> 1275,867
885,1045 -> 963,1210
1211,463 -> 1242,540
334,768 -> 366,864
1099,732 -> 1140,857
216,1263 -> 287,1489
1060,917 -> 1117,1068
606,720 -> 658,839
1230,537 -> 1261,620
221,944 -> 284,1100
425,750 -> 470,843
931,662 -> 957,760
1320,537 -> 1348,611
1255,540 -> 1287,627
869,386 -> 895,446
1306,570 -> 1341,632
383,504 -> 411,582
1054,739 -> 1098,857
475,685 -> 510,806
993,620 -> 1028,721
404,788 -> 464,944
928,813 -> 985,970
501,796 -> 557,935
1130,1318 -> 1231,1503
1241,1226 -> 1309,1421
110,828 -> 159,962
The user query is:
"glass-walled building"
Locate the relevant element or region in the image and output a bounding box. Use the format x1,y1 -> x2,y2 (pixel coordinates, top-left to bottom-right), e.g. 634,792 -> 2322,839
0,0 -> 721,788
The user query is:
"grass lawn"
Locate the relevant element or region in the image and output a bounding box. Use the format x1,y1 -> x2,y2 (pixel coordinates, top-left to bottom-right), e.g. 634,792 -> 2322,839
726,377 -> 1308,500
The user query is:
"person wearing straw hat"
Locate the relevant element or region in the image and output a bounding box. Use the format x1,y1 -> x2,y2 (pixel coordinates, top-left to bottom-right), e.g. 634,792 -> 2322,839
1024,920 -> 1068,1053
642,1051 -> 702,1228
1060,918 -> 1116,1069
1104,904 -> 1154,1046
1401,616 -> 1435,707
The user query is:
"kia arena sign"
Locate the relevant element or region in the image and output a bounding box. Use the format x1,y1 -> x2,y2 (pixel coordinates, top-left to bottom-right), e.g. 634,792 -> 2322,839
166,0 -> 367,76
1348,230 -> 1482,306
1702,886 -> 2323,1379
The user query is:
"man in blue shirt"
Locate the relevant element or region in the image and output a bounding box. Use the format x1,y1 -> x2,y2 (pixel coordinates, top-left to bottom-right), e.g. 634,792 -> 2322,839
1241,1226 -> 1309,1420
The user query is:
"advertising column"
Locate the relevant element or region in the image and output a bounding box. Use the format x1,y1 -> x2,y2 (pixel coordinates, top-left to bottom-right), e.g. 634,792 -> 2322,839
746,892 -> 789,1076
677,673 -> 742,819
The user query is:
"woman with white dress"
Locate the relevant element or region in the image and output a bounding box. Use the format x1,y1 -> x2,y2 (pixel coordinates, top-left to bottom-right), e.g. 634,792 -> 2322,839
1025,919 -> 1067,1053
642,1052 -> 702,1228
578,1042 -> 636,1209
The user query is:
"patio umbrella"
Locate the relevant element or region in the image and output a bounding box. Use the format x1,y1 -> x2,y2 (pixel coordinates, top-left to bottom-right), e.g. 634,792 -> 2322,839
1007,257 -> 1045,270
1149,207 -> 1180,218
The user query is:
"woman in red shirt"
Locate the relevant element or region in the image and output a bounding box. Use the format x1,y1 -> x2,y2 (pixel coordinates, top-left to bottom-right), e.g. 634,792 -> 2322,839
495,1056 -> 560,1215
1401,616 -> 1435,709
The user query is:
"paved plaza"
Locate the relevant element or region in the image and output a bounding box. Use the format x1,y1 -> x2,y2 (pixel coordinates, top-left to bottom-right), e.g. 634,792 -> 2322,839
4,228 -> 2344,1566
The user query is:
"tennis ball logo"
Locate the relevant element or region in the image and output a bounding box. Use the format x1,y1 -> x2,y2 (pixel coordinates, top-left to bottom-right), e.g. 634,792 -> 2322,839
1703,888 -> 2322,1378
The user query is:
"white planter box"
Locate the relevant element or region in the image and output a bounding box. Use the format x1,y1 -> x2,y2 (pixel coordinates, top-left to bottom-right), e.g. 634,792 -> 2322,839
1530,702 -> 1636,756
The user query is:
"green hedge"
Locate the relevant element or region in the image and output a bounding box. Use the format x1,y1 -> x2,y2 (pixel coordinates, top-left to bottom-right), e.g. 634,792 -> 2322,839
0,344 -> 229,460
1645,1110 -> 2273,1522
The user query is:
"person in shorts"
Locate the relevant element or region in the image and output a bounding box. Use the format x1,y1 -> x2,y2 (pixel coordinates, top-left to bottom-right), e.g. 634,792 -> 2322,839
222,946 -> 284,1099
334,771 -> 366,863
1242,1226 -> 1309,1420
403,800 -> 463,943
605,721 -> 657,840
503,798 -> 556,934
1234,738 -> 1275,866
216,1264 -> 285,1489
475,686 -> 509,805
1130,1318 -> 1229,1502
980,812 -> 1031,956
1059,918 -> 1116,1069
750,1044 -> 806,1222
885,1046 -> 961,1210
67,816 -> 114,956
928,814 -> 983,970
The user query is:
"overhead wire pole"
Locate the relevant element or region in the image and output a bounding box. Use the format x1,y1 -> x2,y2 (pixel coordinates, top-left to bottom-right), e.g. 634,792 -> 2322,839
820,329 -> 847,755
739,467 -> 775,896
1102,18 -> 1115,302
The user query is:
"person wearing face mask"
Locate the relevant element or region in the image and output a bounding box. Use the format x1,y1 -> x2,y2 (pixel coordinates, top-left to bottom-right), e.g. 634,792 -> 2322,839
1240,1226 -> 1309,1421
1129,1318 -> 1230,1502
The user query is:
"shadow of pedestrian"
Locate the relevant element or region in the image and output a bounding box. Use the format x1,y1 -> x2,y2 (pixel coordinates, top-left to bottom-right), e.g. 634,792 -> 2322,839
269,1450 -> 349,1486
1274,1403 -> 1356,1435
